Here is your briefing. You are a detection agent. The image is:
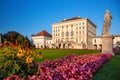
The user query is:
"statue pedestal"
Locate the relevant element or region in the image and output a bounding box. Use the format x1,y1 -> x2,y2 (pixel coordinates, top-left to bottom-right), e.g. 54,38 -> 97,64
101,34 -> 114,55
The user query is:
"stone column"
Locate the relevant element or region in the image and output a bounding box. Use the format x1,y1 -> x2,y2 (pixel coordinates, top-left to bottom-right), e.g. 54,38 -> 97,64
101,34 -> 114,55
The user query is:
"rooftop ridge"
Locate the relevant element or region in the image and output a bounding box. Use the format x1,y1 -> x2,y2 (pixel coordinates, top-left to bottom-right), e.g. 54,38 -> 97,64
32,30 -> 52,37
61,16 -> 81,22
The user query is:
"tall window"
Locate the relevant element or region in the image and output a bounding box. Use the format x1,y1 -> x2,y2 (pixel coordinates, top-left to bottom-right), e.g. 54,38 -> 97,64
76,31 -> 78,35
83,26 -> 84,29
83,31 -> 84,35
79,31 -> 81,35
71,31 -> 74,36
79,26 -> 81,29
62,26 -> 64,31
76,27 -> 78,30
94,39 -> 96,43
71,26 -> 73,30
76,38 -> 78,42
66,32 -> 69,36
66,26 -> 68,30
62,32 -> 64,37
79,37 -> 81,42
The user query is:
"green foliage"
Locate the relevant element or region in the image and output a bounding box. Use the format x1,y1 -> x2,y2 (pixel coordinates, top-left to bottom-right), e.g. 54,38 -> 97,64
0,48 -> 38,79
2,31 -> 31,47
115,51 -> 120,55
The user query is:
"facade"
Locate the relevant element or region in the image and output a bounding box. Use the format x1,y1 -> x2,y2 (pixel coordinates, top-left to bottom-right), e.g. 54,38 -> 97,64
51,16 -> 96,49
31,30 -> 52,48
93,35 -> 120,49
46,39 -> 53,48
92,36 -> 102,49
31,17 -> 120,49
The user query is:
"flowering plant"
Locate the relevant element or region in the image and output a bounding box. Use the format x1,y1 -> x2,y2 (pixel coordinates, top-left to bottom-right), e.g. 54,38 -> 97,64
4,53 -> 112,80
0,47 -> 42,79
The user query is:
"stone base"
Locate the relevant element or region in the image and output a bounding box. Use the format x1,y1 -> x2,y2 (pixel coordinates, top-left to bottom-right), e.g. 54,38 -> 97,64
101,34 -> 114,55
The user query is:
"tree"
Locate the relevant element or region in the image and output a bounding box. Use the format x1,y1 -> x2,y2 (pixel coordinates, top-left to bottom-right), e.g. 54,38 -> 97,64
2,31 -> 31,47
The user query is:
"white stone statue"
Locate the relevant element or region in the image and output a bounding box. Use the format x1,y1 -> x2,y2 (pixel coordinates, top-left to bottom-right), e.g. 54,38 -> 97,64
102,10 -> 112,35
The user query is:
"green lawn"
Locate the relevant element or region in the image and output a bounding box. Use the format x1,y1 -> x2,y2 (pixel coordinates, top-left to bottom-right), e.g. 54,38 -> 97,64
92,55 -> 120,80
34,49 -> 100,62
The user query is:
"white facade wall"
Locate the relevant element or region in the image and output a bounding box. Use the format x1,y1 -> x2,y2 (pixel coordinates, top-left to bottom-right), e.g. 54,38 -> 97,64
93,37 -> 102,49
32,36 -> 52,48
52,18 -> 96,49
93,36 -> 120,49
113,36 -> 120,48
46,40 -> 53,48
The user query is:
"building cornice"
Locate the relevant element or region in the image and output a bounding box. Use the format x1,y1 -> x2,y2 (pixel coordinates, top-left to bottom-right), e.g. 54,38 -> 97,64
51,17 -> 97,28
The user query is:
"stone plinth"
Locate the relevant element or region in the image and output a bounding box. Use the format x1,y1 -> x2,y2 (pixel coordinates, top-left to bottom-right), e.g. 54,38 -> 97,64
101,34 -> 114,55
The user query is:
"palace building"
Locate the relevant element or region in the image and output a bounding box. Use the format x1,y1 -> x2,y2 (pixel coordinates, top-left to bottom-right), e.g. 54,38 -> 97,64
31,16 -> 120,49
51,16 -> 96,49
93,35 -> 120,49
31,30 -> 52,48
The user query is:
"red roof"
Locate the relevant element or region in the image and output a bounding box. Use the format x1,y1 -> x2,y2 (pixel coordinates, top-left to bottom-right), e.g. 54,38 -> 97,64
33,30 -> 52,37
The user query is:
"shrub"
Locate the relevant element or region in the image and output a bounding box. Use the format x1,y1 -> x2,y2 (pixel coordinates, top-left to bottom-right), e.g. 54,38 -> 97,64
0,47 -> 42,79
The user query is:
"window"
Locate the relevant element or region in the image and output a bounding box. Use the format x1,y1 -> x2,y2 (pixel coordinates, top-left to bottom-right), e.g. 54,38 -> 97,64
76,38 -> 78,42
66,32 -> 69,36
71,24 -> 73,27
71,26 -> 73,30
71,31 -> 74,36
66,26 -> 68,31
66,26 -> 68,28
76,27 -> 78,30
79,37 -> 81,42
62,26 -> 64,29
83,26 -> 84,29
62,32 -> 64,37
83,31 -> 84,35
79,26 -> 81,29
79,31 -> 81,35
94,39 -> 96,43
76,31 -> 78,35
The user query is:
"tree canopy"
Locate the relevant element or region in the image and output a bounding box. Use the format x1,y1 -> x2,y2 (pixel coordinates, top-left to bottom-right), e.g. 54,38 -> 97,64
2,31 -> 31,47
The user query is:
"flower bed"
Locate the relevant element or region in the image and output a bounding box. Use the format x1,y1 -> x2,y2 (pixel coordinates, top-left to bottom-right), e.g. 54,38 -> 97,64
4,53 -> 112,80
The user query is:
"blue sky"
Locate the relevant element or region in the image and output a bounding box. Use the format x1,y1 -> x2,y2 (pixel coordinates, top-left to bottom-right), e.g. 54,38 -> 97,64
0,0 -> 120,39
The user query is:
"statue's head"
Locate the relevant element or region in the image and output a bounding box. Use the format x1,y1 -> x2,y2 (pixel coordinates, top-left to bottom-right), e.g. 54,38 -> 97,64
105,10 -> 109,13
